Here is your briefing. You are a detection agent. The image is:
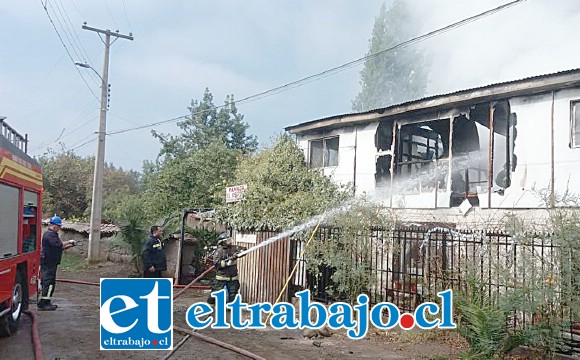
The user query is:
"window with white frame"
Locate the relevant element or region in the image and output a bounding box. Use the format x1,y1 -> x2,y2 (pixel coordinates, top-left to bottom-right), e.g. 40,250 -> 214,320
571,101 -> 580,148
309,136 -> 339,168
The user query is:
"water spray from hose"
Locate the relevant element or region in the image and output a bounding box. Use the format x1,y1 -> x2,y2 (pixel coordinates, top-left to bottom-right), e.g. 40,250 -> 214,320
235,153 -> 477,259
235,202 -> 354,258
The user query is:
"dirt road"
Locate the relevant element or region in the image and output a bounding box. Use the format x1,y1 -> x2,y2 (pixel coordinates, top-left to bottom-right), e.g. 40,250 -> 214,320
0,259 -> 465,359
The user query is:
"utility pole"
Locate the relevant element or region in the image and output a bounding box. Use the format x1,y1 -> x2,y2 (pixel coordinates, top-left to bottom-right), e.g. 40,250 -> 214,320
82,24 -> 133,262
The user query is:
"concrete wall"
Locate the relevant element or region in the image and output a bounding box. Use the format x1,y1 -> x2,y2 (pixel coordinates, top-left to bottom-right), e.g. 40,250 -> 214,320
42,226 -> 132,263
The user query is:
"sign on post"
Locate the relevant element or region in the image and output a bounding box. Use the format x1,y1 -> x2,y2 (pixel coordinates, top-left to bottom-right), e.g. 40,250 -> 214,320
226,184 -> 247,203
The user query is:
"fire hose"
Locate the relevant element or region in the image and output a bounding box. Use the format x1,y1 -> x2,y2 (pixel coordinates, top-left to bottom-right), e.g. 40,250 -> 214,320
55,278 -> 210,290
166,255 -> 268,359
174,326 -> 267,360
43,244 -> 266,358
24,310 -> 42,360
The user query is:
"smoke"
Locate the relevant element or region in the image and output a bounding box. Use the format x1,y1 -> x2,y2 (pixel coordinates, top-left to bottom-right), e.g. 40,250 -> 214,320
401,0 -> 580,96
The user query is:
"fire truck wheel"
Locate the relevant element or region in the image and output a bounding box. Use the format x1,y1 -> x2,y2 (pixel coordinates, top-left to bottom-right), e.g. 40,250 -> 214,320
0,271 -> 24,337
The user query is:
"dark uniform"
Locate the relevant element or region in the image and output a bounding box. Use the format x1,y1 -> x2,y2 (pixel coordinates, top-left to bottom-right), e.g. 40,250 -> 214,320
141,234 -> 167,278
38,228 -> 64,309
209,245 -> 240,303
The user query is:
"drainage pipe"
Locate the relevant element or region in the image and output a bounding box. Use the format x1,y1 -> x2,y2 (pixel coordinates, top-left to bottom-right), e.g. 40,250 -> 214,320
24,310 -> 42,360
174,326 -> 266,360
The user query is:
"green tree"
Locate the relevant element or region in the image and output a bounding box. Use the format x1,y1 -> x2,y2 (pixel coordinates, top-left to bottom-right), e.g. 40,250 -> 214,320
39,150 -> 141,221
352,0 -> 430,112
92,164 -> 141,222
141,140 -> 241,222
38,150 -> 93,219
153,88 -> 257,160
217,134 -> 350,230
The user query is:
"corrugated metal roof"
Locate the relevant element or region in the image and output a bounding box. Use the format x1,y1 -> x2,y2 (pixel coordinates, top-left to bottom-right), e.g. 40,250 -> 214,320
285,68 -> 580,133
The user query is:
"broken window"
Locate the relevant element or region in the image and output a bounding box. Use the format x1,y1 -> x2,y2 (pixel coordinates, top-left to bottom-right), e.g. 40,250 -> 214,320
388,101 -> 518,206
450,114 -> 487,207
375,120 -> 394,188
449,101 -> 518,207
394,120 -> 449,193
492,101 -> 512,191
375,120 -> 393,151
309,136 -> 339,168
571,100 -> 580,148
375,155 -> 392,188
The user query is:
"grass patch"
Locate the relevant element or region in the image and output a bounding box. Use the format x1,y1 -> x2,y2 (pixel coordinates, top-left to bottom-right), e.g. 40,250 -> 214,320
59,252 -> 88,272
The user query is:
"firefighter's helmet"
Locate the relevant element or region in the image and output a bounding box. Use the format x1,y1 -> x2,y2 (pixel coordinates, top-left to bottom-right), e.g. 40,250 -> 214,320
217,232 -> 231,246
50,215 -> 63,226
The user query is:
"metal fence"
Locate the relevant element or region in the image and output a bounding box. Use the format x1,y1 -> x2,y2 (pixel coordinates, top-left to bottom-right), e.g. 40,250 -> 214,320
290,226 -> 579,355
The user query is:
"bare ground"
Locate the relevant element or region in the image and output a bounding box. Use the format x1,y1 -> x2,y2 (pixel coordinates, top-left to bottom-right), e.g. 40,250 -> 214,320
0,255 -> 469,360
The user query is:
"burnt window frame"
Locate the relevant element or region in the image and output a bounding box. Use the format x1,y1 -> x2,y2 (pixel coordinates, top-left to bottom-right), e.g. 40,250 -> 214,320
394,123 -> 445,176
571,100 -> 580,148
309,136 -> 339,168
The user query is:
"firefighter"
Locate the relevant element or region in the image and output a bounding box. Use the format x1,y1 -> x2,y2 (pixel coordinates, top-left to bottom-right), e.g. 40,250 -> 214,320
207,233 -> 240,304
141,225 -> 167,278
38,215 -> 76,311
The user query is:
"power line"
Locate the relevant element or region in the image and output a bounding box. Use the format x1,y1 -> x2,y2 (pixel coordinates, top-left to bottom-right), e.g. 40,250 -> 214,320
29,100 -> 98,153
64,115 -> 99,137
103,0 -> 119,29
56,0 -> 97,66
4,52 -> 67,109
69,0 -> 84,18
50,0 -> 100,86
106,0 -> 527,137
109,112 -> 141,126
40,0 -> 100,101
121,0 -> 132,31
68,133 -> 97,151
46,0 -> 84,63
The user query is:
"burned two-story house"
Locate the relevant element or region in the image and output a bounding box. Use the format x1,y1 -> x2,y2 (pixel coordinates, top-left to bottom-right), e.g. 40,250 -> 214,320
286,69 -> 580,227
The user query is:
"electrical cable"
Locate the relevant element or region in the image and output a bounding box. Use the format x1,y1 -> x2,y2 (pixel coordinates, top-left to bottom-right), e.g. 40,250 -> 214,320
121,0 -> 133,31
68,136 -> 96,152
55,0 -> 97,71
103,0 -> 119,29
106,0 -> 527,136
40,0 -> 100,101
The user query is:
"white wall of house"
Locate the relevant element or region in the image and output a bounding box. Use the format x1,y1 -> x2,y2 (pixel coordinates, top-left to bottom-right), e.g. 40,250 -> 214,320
296,122 -> 378,195
553,89 -> 580,199
487,88 -> 580,208
296,87 -> 580,209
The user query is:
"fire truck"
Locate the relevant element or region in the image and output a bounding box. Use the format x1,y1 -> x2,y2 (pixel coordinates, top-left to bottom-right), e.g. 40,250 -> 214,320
0,118 -> 42,337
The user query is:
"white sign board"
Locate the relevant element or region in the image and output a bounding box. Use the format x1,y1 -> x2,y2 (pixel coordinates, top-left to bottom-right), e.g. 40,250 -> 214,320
226,184 -> 248,203
235,233 -> 257,244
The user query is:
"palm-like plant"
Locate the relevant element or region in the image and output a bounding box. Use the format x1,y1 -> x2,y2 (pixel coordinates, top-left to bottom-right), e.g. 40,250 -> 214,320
118,205 -> 148,274
455,271 -> 529,359
456,297 -> 527,359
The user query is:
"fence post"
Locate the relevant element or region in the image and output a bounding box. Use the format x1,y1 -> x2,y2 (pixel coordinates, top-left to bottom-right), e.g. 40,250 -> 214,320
442,231 -> 448,288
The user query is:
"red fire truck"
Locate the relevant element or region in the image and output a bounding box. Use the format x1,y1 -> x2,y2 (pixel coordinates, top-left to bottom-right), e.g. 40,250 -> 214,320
0,118 -> 42,337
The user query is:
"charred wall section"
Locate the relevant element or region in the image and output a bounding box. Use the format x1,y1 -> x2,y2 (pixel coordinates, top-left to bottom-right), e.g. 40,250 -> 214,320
376,100 -> 518,208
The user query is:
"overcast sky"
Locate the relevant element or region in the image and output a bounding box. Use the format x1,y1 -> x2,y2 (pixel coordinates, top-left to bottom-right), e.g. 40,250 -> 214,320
1,0 -> 579,171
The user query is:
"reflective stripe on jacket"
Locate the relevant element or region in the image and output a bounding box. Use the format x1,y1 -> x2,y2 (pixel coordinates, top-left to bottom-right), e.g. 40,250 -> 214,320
212,245 -> 238,279
141,235 -> 167,271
